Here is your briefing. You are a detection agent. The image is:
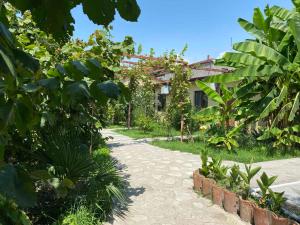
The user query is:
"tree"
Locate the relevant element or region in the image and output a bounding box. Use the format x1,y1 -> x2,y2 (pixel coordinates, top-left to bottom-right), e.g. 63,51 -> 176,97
5,0 -> 141,41
205,1 -> 300,147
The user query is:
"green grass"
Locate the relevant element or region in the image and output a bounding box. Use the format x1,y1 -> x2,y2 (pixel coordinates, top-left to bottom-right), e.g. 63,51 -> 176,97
115,127 -> 181,139
106,124 -> 125,129
150,139 -> 300,163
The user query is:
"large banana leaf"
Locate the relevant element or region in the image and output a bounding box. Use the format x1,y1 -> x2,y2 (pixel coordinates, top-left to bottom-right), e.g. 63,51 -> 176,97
288,92 -> 300,121
193,106 -> 220,122
205,64 -> 282,84
269,6 -> 294,20
233,41 -> 289,65
238,18 -> 265,41
222,52 -> 265,66
271,17 -> 288,32
276,85 -> 288,107
195,80 -> 225,105
259,98 -> 278,119
253,8 -> 266,31
289,13 -> 300,51
271,102 -> 293,127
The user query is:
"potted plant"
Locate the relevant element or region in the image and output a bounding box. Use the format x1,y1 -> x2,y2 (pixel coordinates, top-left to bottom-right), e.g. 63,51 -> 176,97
198,149 -> 213,196
239,164 -> 261,223
209,158 -> 228,206
254,172 -> 278,225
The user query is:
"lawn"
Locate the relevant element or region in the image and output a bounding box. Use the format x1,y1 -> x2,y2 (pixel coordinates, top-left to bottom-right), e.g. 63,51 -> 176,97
115,127 -> 181,139
151,139 -> 300,163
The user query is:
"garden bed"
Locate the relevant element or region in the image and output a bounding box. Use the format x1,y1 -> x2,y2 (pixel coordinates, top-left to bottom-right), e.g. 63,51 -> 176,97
193,170 -> 300,225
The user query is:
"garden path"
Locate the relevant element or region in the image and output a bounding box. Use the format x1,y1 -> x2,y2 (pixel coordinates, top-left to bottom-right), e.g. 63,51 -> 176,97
103,129 -> 300,224
103,129 -> 247,225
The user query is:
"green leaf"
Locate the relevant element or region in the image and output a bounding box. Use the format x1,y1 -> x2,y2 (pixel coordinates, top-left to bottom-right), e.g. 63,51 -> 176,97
204,66 -> 260,83
0,164 -> 36,208
0,22 -> 15,48
98,81 -> 120,99
222,52 -> 265,66
289,134 -> 300,144
13,49 -> 40,73
82,0 -> 115,26
253,8 -> 265,31
195,80 -> 224,105
276,85 -> 288,107
259,98 -> 277,119
193,106 -> 220,122
269,6 -> 293,20
288,92 -> 300,121
38,78 -> 60,90
238,18 -> 265,40
292,0 -> 300,11
116,0 -> 141,22
233,41 -> 289,65
63,81 -> 90,103
271,102 -> 292,127
0,49 -> 16,77
22,83 -> 40,93
289,13 -> 300,51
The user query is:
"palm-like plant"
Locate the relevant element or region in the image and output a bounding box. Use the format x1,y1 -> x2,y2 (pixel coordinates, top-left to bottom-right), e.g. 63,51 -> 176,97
205,1 -> 300,147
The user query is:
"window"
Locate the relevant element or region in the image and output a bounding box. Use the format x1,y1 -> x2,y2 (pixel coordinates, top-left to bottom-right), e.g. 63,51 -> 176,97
194,91 -> 208,109
158,94 -> 167,111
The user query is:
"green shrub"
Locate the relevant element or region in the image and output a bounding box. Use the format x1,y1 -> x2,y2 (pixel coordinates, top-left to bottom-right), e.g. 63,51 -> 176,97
61,205 -> 101,225
73,147 -> 127,221
136,115 -> 155,132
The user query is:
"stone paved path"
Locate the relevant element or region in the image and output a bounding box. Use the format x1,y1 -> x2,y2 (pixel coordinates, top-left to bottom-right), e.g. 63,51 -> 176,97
103,129 -> 300,224
103,129 -> 247,225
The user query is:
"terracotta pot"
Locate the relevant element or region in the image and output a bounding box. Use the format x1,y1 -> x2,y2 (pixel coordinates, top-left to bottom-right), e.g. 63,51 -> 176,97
202,178 -> 216,199
223,190 -> 238,214
253,206 -> 272,225
239,198 -> 254,223
193,170 -> 203,192
271,213 -> 289,225
212,185 -> 224,207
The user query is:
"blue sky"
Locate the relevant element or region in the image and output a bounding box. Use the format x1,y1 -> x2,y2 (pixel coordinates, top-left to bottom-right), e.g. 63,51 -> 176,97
71,0 -> 292,63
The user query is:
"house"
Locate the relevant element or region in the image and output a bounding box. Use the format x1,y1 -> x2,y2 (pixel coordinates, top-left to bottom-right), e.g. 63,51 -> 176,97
153,56 -> 232,111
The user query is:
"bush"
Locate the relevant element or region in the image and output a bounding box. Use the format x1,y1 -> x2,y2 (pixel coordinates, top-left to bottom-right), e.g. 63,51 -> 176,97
60,205 -> 101,225
72,147 -> 127,221
136,115 -> 155,133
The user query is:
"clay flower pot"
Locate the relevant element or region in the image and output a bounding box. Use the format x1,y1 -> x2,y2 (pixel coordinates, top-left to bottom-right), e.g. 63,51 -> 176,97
271,213 -> 289,225
193,170 -> 204,192
223,190 -> 238,214
212,184 -> 224,207
239,198 -> 254,223
202,178 -> 216,199
253,205 -> 272,225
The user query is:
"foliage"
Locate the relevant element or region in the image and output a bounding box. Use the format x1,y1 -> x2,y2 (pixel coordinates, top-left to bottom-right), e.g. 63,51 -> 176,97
239,164 -> 261,199
0,2 -> 135,224
200,149 -> 210,177
256,172 -> 286,214
228,164 -> 242,191
205,1 -> 300,148
6,0 -> 140,41
61,205 -> 101,225
136,114 -> 155,133
208,157 -> 228,183
0,195 -> 32,225
76,148 -> 126,221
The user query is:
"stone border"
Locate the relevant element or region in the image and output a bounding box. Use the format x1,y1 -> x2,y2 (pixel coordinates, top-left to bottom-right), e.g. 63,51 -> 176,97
193,170 -> 299,225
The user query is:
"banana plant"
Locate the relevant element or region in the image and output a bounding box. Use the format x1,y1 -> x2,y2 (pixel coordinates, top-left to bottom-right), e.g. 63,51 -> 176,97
239,164 -> 261,199
195,80 -> 239,131
204,1 -> 300,146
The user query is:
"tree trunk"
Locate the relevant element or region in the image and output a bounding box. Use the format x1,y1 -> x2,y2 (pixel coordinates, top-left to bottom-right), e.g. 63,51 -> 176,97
180,114 -> 184,142
127,102 -> 132,129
